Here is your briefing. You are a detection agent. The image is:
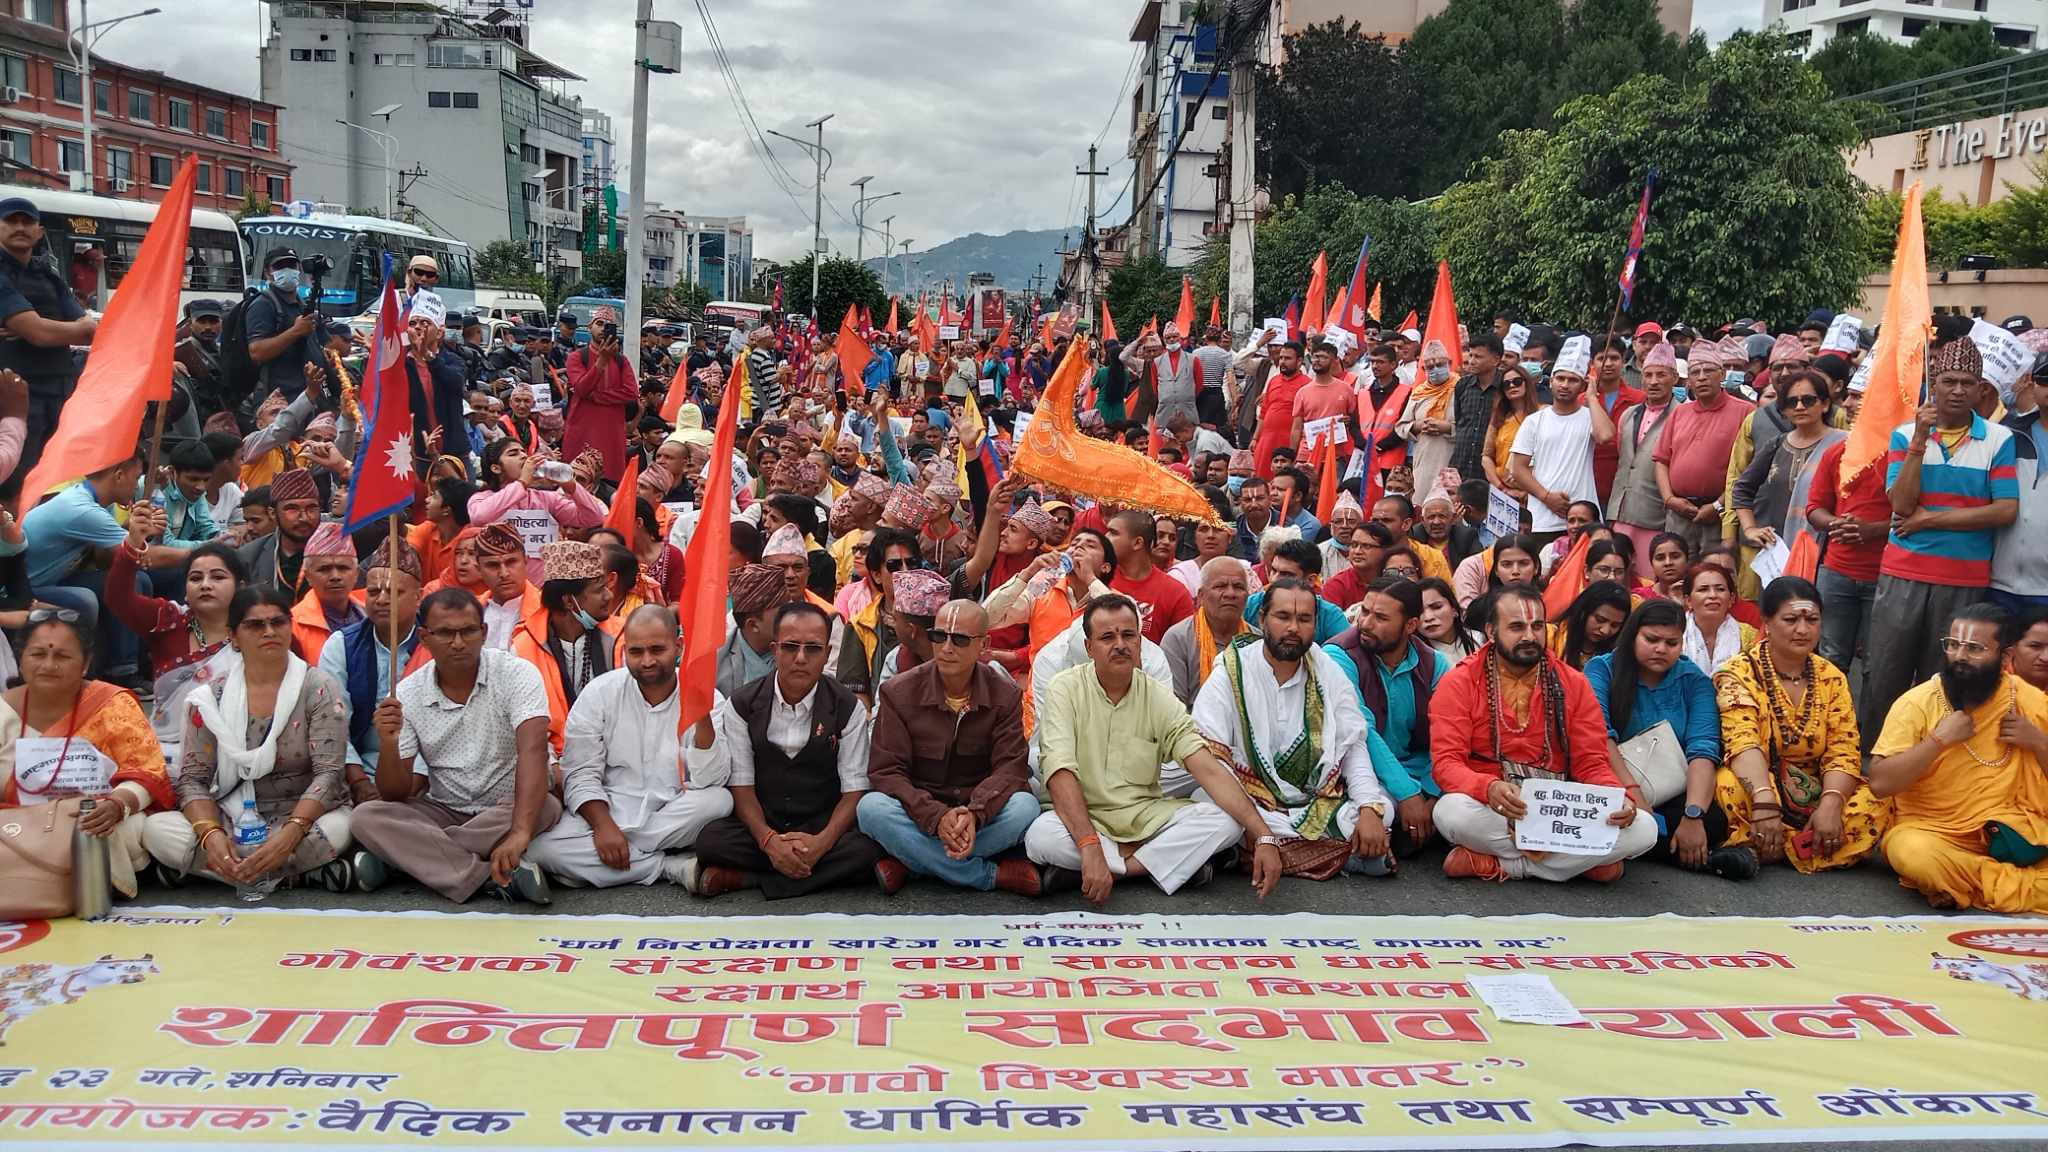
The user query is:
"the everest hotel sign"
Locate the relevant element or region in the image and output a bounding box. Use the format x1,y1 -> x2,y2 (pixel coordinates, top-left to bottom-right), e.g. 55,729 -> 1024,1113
1917,110 -> 2048,168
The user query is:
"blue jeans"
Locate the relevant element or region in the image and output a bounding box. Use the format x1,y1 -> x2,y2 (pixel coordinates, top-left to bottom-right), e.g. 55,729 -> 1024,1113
856,791 -> 1040,890
1814,566 -> 1875,678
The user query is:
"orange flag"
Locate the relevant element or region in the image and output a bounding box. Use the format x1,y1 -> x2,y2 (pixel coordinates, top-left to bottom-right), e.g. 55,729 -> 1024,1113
995,316 -> 1013,351
678,352 -> 743,732
1399,308 -> 1418,333
940,295 -> 959,328
1368,282 -> 1383,323
1543,533 -> 1593,620
1842,181 -> 1929,487
1147,416 -> 1161,461
1784,532 -> 1820,583
1302,251 -> 1330,332
1145,316 -> 1158,338
1208,295 -> 1220,328
835,305 -> 872,397
1173,277 -> 1195,336
19,155 -> 194,509
1314,427 -> 1340,524
1099,301 -> 1119,343
1422,261 -> 1463,375
884,297 -> 899,336
1327,285 -> 1350,343
605,455 -> 641,539
1010,338 -> 1221,525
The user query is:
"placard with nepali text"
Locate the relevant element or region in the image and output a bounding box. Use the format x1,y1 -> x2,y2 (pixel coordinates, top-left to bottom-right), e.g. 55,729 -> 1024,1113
1,910 -> 2046,1148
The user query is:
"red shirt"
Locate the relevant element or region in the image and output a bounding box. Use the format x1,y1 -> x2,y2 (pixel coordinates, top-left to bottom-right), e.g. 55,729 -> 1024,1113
1111,564 -> 1194,643
1429,649 -> 1626,803
1805,438 -> 1889,584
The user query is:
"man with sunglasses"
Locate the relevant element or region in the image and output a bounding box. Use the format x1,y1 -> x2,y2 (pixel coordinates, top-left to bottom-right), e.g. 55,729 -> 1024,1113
861,599 -> 1040,895
245,247 -> 326,404
1869,603 -> 2048,913
403,255 -> 440,307
354,587 -> 562,905
694,602 -> 883,898
838,528 -> 921,703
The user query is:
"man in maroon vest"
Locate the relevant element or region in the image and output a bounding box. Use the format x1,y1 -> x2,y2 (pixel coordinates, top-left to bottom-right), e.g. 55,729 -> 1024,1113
692,602 -> 883,898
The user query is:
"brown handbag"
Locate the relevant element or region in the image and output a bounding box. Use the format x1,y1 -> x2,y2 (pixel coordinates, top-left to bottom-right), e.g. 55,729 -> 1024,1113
0,798 -> 83,919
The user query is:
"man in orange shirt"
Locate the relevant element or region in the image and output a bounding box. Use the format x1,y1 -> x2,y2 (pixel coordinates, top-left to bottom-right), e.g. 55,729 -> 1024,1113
291,522 -> 365,662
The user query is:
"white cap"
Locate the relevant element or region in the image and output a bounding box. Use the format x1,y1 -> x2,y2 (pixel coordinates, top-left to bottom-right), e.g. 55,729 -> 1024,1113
1848,359 -> 1871,395
1502,322 -> 1530,358
1400,327 -> 1423,343
1554,334 -> 1592,379
409,290 -> 447,329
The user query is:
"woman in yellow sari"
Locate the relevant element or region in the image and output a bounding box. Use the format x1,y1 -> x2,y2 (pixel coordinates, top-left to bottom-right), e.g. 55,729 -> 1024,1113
1711,576 -> 1887,875
0,611 -> 172,898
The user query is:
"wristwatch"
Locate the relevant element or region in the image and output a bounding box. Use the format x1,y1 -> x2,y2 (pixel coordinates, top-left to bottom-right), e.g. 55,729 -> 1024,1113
1682,803 -> 1705,821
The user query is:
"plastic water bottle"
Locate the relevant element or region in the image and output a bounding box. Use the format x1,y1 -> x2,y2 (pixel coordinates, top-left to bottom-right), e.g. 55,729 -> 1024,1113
232,800 -> 278,903
1024,552 -> 1074,600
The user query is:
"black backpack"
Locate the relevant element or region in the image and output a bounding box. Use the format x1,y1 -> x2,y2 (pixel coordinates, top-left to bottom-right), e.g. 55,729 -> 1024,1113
218,291 -> 264,426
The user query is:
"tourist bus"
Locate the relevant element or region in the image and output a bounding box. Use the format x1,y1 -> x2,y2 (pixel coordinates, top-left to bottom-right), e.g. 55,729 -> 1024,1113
239,207 -> 475,318
0,184 -> 247,313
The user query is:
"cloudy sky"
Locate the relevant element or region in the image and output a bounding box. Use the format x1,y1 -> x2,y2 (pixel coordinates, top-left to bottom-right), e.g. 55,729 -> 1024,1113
91,0 -> 1757,260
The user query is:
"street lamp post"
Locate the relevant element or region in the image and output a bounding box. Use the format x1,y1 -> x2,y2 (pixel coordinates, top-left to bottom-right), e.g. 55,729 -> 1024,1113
337,104 -> 402,219
767,115 -> 833,321
850,178 -> 898,267
877,215 -> 894,293
69,2 -> 161,190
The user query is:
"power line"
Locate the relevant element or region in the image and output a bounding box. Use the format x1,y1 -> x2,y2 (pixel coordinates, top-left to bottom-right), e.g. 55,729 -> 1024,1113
1109,9 -> 1263,245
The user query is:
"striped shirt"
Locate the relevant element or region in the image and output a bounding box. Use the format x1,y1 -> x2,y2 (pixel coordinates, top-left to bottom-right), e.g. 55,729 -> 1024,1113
1882,414 -> 2019,587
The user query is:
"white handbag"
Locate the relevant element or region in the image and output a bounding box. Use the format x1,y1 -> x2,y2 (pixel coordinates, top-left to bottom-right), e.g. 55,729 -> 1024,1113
1616,720 -> 1688,806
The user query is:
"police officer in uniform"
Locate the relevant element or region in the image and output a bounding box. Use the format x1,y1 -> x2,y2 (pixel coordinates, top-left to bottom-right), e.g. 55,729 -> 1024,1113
0,195 -> 96,496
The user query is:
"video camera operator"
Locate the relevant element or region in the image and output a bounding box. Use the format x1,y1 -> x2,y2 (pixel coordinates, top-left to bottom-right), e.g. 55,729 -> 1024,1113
245,247 -> 330,404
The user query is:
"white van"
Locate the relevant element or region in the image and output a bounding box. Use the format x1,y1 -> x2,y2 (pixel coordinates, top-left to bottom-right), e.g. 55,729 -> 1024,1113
475,286 -> 547,325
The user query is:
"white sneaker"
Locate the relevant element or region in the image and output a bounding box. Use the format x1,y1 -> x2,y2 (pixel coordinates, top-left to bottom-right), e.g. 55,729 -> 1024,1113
662,853 -> 699,889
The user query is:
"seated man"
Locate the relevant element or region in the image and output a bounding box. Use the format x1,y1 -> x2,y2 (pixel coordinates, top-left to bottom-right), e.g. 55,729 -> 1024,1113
1192,579 -> 1395,878
527,606 -> 732,888
317,540 -> 429,801
871,568 -> 955,690
354,588 -> 562,904
1869,604 -> 2048,912
1331,577 -> 1454,856
716,563 -> 784,697
289,522 -> 365,662
1025,594 -> 1283,903
694,602 -> 883,898
474,523 -> 540,651
1429,584 -> 1657,882
859,599 -> 1040,895
511,539 -> 617,758
1161,556 -> 1254,706
1028,606 -> 1182,794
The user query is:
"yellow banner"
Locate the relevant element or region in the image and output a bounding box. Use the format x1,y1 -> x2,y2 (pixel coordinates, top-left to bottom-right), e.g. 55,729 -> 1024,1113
3,909 -> 2047,1147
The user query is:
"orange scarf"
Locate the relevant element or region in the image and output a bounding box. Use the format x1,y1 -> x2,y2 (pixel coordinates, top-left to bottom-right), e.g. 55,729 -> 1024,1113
1193,607 -> 1249,685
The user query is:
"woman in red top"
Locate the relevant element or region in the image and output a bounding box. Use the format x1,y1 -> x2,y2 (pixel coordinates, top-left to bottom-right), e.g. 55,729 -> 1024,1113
105,503 -> 248,763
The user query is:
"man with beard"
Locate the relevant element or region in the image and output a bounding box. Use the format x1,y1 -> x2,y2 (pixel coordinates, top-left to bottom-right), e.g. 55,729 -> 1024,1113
1332,577 -> 1453,857
525,606 -> 732,889
1191,579 -> 1395,878
1510,336 -> 1613,552
1870,604 -> 2048,912
1429,585 -> 1656,882
237,467 -> 323,592
175,299 -> 226,416
1025,595 -> 1284,903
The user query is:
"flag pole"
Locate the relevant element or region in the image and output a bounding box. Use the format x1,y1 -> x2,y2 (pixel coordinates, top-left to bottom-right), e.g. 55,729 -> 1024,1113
386,514 -> 401,698
138,400 -> 169,503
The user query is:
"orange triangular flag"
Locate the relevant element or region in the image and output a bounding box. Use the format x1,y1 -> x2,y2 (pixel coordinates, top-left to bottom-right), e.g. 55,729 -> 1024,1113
1314,427 -> 1340,524
1368,283 -> 1383,324
1421,261 -> 1463,376
835,304 -> 872,397
19,155 -> 194,509
884,297 -> 899,336
1399,308 -> 1418,333
1302,251 -> 1330,333
1208,295 -> 1220,328
1174,277 -> 1195,336
995,316 -> 1013,350
660,364 -> 694,422
1842,181 -> 1929,487
940,295 -> 959,327
1099,300 -> 1119,343
678,355 -> 743,732
1327,285 -> 1350,344
1145,316 -> 1158,338
1147,416 -> 1162,461
605,455 -> 641,539
1784,532 -> 1820,582
1543,533 -> 1593,619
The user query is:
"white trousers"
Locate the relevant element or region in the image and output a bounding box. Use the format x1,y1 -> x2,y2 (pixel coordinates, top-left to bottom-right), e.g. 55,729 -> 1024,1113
1023,802 -> 1241,894
1434,792 -> 1657,881
526,788 -> 734,887
141,809 -> 353,883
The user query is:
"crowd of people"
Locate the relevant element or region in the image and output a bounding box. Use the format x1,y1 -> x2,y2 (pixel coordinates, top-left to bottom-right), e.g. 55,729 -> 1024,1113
3,193 -> 2046,915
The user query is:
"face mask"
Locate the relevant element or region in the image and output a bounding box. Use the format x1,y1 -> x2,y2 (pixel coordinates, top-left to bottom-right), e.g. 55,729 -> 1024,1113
1426,364 -> 1452,385
1225,475 -> 1247,496
269,268 -> 300,293
572,607 -> 602,632
1723,370 -> 1747,391
1166,340 -> 1182,352
1520,359 -> 1546,380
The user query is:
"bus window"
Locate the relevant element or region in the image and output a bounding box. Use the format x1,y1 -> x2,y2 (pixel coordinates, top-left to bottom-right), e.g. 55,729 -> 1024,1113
185,228 -> 243,294
442,249 -> 474,292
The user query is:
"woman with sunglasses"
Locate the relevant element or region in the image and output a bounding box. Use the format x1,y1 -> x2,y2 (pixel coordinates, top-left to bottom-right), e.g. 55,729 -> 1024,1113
106,503 -> 249,765
143,587 -> 362,893
0,610 -> 170,899
1733,369 -> 1844,560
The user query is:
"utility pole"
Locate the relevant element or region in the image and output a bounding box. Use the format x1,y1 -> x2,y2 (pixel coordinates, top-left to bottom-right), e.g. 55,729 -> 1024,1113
898,239 -> 913,300
850,176 -> 870,264
1226,3 -> 1263,338
808,115 -> 831,322
1077,144 -> 1108,325
623,2 -> 682,372
878,216 -> 895,293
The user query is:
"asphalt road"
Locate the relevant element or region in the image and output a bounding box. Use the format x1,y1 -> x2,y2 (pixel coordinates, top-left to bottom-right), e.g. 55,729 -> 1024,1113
133,848 -> 2044,1152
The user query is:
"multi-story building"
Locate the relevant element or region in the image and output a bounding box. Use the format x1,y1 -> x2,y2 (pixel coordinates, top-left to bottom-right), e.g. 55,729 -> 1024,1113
1767,0 -> 2041,55
641,201 -> 682,289
683,214 -> 752,300
580,107 -> 612,192
0,0 -> 289,212
1127,1 -> 1229,267
259,0 -> 584,265
1265,0 -> 1693,59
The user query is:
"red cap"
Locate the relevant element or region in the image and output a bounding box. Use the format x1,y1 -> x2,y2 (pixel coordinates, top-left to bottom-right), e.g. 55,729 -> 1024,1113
1633,321 -> 1664,340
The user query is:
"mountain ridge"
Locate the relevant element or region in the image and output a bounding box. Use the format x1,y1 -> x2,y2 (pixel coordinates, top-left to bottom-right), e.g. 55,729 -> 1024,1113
864,228 -> 1067,295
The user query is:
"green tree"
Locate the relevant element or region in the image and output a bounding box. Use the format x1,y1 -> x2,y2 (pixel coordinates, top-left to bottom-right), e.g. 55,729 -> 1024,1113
1544,0 -> 1702,112
1433,129 -> 1551,324
1103,253 -> 1181,338
1407,0 -> 1567,192
1807,30 -> 1917,98
1908,19 -> 2016,77
1185,185 -> 1438,325
781,255 -> 886,331
476,239 -> 535,285
1256,20 -> 1426,202
1993,159 -> 2048,268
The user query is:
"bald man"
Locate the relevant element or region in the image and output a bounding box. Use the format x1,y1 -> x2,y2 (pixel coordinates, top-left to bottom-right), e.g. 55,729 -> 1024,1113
858,600 -> 1041,895
1161,556 -> 1256,705
525,607 -> 733,888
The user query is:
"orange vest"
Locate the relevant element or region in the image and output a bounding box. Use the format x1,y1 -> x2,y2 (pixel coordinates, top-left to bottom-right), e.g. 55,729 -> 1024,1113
291,587 -> 369,663
510,592 -> 623,757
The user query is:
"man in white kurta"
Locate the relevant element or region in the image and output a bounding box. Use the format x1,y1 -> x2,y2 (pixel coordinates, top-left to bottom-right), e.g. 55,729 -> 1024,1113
1190,581 -> 1395,876
527,607 -> 733,887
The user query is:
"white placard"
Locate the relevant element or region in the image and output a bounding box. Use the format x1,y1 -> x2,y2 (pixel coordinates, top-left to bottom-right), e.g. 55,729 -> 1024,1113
1013,412 -> 1032,441
1970,318 -> 2031,392
1468,974 -> 1587,1026
1749,536 -> 1791,586
499,508 -> 558,559
1261,317 -> 1290,341
1513,779 -> 1624,856
14,737 -> 112,796
1821,314 -> 1862,355
938,325 -> 962,341
1483,485 -> 1521,545
1302,417 -> 1350,449
1344,448 -> 1366,481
